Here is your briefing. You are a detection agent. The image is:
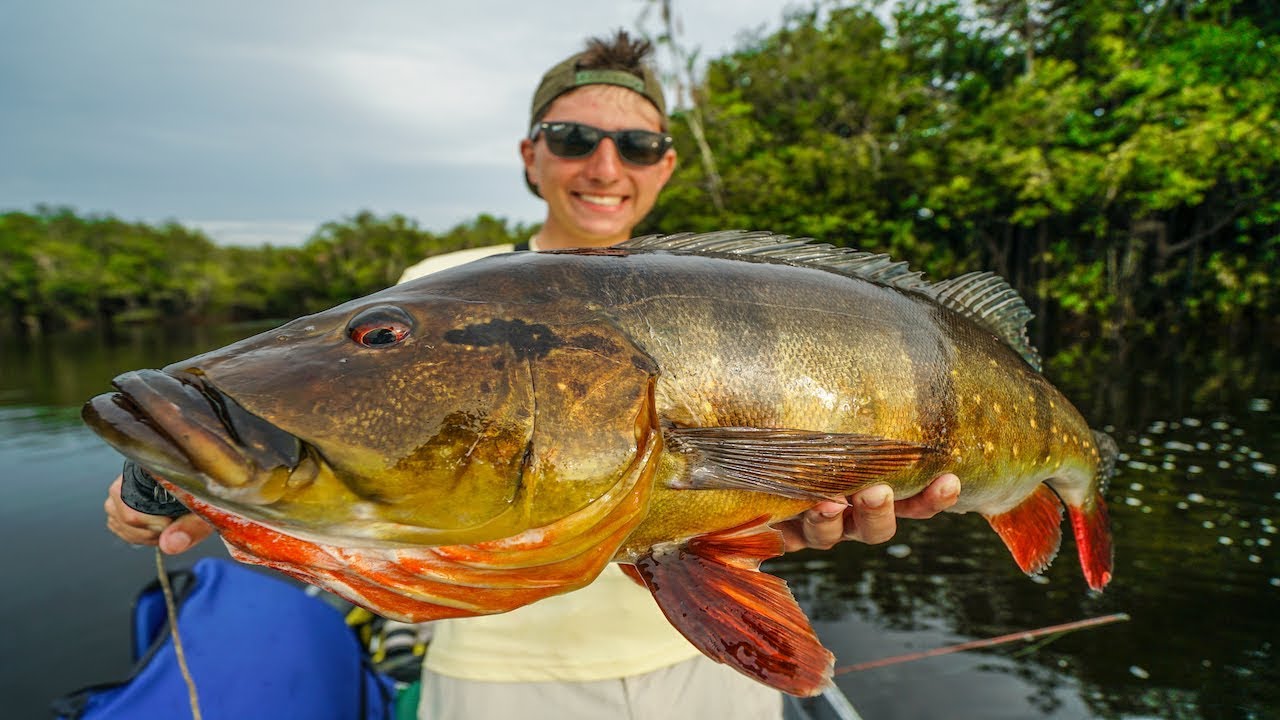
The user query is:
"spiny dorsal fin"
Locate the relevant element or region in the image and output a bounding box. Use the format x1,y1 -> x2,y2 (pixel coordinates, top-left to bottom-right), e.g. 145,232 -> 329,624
622,231 -> 928,291
619,231 -> 1042,371
927,272 -> 1042,371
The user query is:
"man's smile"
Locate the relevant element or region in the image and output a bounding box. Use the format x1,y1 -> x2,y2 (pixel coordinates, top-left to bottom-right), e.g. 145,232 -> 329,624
576,192 -> 624,208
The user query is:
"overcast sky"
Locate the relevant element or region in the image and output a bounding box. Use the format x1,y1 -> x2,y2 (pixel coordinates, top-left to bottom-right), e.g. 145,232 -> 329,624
0,1 -> 810,245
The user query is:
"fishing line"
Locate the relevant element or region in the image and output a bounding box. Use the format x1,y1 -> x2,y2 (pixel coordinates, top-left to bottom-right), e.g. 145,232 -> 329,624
155,548 -> 203,720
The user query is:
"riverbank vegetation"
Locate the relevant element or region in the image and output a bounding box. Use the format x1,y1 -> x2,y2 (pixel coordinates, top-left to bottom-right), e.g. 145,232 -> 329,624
3,0 -> 1275,341
0,209 -> 530,333
643,0 -> 1278,344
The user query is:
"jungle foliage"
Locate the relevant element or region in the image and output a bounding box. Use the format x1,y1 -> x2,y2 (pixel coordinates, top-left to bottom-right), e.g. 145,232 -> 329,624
0,208 -> 530,333
2,0 -> 1276,340
642,0 -> 1278,344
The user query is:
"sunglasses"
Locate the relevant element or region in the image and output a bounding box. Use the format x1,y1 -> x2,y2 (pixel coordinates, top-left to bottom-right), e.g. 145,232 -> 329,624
529,121 -> 673,166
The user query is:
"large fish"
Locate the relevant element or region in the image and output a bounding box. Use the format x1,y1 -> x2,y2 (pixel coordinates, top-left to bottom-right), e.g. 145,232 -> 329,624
83,232 -> 1116,696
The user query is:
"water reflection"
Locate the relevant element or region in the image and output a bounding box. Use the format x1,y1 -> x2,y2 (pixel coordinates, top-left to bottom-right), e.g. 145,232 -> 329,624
0,320 -> 283,411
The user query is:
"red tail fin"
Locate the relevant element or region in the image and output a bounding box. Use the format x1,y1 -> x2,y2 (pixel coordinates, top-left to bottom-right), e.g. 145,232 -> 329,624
1069,491 -> 1113,591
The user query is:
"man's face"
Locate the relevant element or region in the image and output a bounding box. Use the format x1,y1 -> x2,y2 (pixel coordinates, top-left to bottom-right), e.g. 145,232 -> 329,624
521,85 -> 676,249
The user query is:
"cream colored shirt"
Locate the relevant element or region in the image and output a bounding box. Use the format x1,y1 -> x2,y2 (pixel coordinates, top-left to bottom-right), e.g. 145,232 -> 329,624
397,243 -> 516,283
424,566 -> 701,681
399,245 -> 701,682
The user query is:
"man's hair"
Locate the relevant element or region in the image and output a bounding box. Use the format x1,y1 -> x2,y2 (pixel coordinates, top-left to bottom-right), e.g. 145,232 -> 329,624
577,31 -> 654,74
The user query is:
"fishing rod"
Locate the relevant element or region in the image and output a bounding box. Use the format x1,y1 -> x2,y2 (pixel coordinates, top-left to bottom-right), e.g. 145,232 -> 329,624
834,613 -> 1131,676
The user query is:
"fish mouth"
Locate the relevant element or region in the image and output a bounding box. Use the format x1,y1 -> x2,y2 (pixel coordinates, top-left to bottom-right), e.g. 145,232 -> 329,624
82,369 -> 320,505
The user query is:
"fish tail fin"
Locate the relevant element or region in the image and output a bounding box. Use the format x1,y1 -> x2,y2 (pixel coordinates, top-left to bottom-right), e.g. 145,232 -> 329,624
1069,430 -> 1118,591
1068,493 -> 1113,591
983,483 -> 1064,577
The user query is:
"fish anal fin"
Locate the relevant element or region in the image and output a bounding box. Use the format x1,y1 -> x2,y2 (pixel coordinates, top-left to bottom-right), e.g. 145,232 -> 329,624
1069,491 -> 1113,591
666,426 -> 926,500
634,518 -> 833,697
983,483 -> 1064,576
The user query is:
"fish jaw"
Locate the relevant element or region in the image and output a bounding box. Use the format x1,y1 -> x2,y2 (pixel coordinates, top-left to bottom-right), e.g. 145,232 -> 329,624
81,369 -> 319,506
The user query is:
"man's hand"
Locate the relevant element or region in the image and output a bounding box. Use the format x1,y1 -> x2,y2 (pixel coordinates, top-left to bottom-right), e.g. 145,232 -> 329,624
104,474 -> 214,554
777,474 -> 961,552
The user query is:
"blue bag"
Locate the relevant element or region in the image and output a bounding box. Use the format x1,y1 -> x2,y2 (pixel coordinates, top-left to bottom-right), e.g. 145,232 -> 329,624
53,558 -> 395,720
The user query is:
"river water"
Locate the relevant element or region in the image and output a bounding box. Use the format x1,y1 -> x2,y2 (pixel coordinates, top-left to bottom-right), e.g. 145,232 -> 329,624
0,322 -> 1275,719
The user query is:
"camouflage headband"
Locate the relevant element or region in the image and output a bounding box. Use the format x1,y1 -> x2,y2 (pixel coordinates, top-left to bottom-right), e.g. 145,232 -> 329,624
528,55 -> 667,129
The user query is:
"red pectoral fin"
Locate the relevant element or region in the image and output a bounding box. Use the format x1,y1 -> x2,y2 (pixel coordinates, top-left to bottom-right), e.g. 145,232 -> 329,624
633,519 -> 833,697
1069,490 -> 1113,591
983,483 -> 1064,577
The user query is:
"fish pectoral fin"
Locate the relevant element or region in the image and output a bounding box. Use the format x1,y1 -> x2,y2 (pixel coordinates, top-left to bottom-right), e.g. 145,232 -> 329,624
665,425 -> 926,499
982,483 -> 1064,577
633,518 -> 833,697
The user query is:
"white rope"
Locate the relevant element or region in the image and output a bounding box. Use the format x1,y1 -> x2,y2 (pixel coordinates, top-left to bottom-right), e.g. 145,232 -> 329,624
155,549 -> 203,720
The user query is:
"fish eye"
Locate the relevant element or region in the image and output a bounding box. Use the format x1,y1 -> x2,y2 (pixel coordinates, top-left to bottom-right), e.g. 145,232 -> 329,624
347,305 -> 413,348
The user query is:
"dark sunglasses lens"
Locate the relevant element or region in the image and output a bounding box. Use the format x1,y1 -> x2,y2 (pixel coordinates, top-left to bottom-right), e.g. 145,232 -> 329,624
615,131 -> 666,165
544,123 -> 600,158
541,123 -> 668,165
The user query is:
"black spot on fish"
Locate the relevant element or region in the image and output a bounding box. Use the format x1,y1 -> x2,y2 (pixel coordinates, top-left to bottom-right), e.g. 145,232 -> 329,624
575,333 -> 622,355
444,319 -> 562,360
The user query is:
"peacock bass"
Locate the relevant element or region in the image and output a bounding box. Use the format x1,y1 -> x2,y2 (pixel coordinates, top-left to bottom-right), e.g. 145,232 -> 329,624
83,232 -> 1116,696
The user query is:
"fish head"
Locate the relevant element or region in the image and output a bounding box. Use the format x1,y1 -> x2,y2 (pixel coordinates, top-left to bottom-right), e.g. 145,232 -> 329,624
83,261 -> 660,549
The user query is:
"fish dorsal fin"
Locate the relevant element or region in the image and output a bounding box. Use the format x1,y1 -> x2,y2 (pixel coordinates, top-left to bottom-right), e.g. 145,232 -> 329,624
924,271 -> 1042,371
619,231 -> 1043,372
621,231 -> 929,292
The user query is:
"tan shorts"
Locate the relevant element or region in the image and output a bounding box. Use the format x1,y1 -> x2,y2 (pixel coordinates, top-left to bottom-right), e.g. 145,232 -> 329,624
418,653 -> 783,720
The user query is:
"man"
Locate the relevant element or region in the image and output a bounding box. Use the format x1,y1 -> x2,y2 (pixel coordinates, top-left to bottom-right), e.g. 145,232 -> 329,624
104,30 -> 961,720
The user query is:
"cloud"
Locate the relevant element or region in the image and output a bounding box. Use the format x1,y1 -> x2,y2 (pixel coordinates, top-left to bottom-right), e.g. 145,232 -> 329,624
0,1 -> 797,244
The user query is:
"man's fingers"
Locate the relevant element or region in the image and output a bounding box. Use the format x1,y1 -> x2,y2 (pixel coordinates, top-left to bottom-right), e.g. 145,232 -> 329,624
107,514 -> 163,545
105,472 -> 210,552
843,484 -> 896,545
798,500 -> 849,550
159,514 -> 214,555
105,474 -> 169,539
775,474 -> 964,553
893,473 -> 961,520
